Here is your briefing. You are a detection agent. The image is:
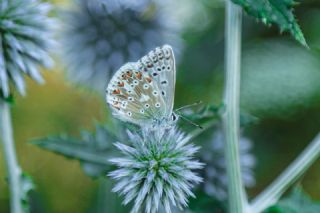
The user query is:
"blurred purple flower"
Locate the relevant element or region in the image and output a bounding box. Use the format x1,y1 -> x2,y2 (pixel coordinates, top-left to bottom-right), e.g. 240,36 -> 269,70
59,0 -> 182,93
201,129 -> 256,200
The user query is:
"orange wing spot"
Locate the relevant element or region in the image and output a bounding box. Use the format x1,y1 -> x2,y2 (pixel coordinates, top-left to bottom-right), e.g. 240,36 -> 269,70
117,81 -> 124,87
136,72 -> 142,80
112,89 -> 121,95
146,77 -> 152,83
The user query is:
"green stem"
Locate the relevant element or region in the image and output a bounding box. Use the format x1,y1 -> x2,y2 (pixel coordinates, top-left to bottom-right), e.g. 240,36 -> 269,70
223,1 -> 247,212
250,132 -> 320,212
0,100 -> 23,213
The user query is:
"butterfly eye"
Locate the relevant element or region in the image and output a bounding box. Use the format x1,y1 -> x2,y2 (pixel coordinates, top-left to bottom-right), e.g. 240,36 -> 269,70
171,113 -> 177,121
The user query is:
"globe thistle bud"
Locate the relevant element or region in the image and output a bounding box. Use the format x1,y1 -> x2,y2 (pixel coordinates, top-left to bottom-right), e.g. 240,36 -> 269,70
0,0 -> 55,97
201,129 -> 256,200
59,0 -> 181,92
109,127 -> 204,213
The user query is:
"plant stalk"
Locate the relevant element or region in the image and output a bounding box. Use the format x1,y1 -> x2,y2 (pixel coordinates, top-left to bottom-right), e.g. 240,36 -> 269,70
223,1 -> 247,213
0,100 -> 22,213
250,132 -> 320,213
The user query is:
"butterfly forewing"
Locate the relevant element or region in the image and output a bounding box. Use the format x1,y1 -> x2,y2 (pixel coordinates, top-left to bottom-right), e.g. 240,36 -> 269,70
137,45 -> 176,118
106,62 -> 167,126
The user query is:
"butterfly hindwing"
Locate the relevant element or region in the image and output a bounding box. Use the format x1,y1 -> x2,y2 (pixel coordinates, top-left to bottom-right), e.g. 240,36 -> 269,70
106,63 -> 167,126
137,45 -> 176,118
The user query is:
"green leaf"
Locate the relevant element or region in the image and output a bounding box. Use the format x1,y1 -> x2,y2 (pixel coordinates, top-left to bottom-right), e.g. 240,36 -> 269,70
31,124 -> 118,178
265,186 -> 320,213
232,0 -> 307,47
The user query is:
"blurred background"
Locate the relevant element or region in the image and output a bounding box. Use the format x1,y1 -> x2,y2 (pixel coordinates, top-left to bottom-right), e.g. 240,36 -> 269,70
1,0 -> 320,212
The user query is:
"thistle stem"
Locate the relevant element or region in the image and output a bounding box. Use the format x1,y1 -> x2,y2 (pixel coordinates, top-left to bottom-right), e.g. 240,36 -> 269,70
223,2 -> 247,212
0,100 -> 22,213
250,132 -> 320,213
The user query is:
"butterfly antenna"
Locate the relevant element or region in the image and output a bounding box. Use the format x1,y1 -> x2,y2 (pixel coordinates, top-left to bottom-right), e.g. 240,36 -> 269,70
176,111 -> 203,129
175,101 -> 203,112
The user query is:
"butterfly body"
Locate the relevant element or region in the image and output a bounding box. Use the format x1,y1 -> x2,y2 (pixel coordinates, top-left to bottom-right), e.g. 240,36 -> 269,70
106,45 -> 177,127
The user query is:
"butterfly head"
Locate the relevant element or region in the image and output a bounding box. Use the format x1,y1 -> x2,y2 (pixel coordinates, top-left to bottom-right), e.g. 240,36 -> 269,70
150,112 -> 178,129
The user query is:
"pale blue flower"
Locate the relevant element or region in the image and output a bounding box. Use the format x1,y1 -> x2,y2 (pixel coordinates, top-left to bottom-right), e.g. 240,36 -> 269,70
109,127 -> 203,213
0,0 -> 55,97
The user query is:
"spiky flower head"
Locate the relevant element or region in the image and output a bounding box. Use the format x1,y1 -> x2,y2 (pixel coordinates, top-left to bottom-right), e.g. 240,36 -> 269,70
109,127 -> 203,213
201,129 -> 256,200
59,0 -> 181,92
0,0 -> 54,97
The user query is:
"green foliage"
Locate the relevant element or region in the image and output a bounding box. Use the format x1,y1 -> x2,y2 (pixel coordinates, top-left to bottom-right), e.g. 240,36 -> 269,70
240,39 -> 320,119
265,186 -> 320,213
20,173 -> 35,213
188,190 -> 226,213
32,124 -> 117,178
178,104 -> 224,134
0,92 -> 14,104
88,179 -> 131,213
232,0 -> 307,46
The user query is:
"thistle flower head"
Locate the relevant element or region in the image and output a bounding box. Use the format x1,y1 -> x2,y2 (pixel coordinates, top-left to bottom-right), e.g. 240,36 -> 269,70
201,129 -> 256,200
109,127 -> 204,213
60,0 -> 181,92
0,0 -> 54,97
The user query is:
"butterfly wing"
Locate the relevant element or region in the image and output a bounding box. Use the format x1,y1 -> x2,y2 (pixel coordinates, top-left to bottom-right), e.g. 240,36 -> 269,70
106,62 -> 167,126
137,45 -> 176,118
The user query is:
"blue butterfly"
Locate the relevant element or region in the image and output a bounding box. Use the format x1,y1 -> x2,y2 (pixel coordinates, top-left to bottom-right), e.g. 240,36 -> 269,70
106,45 -> 178,127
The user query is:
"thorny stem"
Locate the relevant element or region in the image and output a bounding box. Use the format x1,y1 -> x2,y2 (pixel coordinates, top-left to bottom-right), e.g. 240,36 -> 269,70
0,100 -> 23,213
223,1 -> 247,213
250,132 -> 320,213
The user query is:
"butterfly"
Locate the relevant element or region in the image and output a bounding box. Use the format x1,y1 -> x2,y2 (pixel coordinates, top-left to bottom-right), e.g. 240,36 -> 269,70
106,45 -> 178,127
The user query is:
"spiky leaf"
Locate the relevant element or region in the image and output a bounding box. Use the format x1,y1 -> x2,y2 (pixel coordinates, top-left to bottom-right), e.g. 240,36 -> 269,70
232,0 -> 307,46
32,125 -> 117,177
